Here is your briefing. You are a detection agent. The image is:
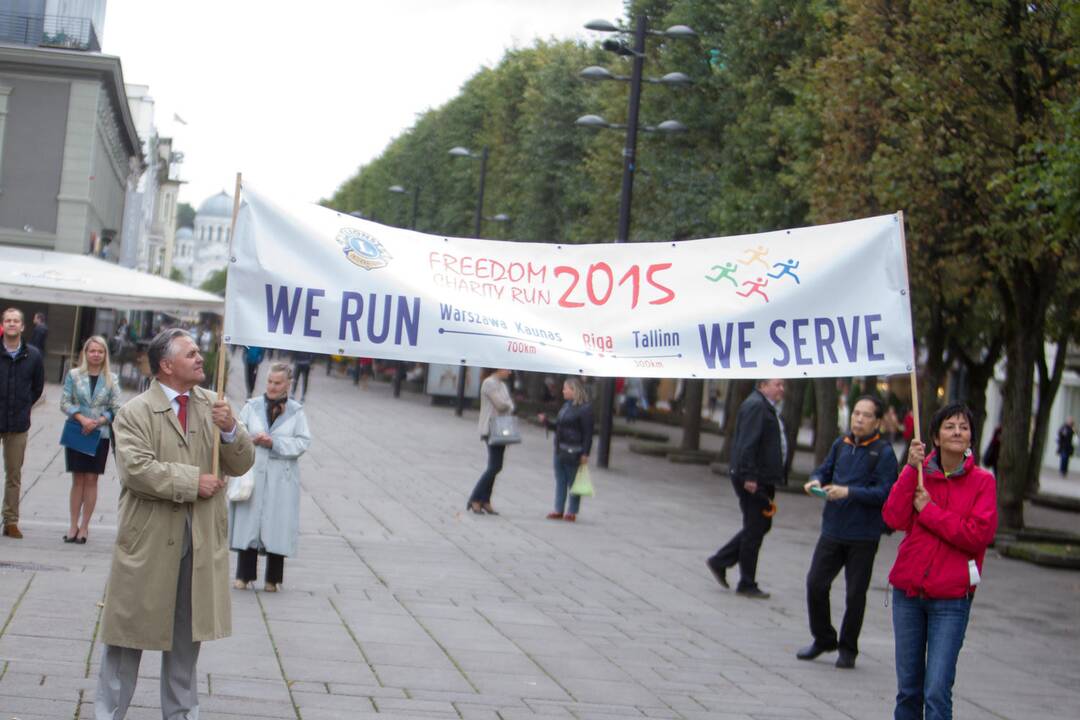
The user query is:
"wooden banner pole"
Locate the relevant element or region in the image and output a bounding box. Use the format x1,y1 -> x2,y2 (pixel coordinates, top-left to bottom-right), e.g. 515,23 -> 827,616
896,210 -> 924,490
212,172 -> 243,480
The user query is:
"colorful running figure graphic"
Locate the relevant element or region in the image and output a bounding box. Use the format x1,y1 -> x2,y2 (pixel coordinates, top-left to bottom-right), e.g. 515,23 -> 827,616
736,277 -> 770,303
705,262 -> 739,287
767,258 -> 801,284
737,245 -> 770,270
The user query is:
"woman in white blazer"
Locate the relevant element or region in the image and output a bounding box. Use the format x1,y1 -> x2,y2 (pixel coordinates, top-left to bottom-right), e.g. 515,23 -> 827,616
60,335 -> 121,543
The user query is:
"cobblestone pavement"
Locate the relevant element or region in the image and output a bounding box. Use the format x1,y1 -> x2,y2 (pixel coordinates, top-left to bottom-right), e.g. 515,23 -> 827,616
1,361 -> 1078,719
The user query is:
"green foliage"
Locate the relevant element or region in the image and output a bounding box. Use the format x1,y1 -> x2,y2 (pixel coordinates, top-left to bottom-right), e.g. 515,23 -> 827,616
168,267 -> 185,283
176,202 -> 195,229
200,268 -> 227,297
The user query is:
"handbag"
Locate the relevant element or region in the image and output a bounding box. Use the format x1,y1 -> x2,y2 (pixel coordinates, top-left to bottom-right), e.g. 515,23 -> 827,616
226,470 -> 255,502
557,443 -> 583,464
570,464 -> 595,497
60,418 -> 101,456
487,415 -> 521,445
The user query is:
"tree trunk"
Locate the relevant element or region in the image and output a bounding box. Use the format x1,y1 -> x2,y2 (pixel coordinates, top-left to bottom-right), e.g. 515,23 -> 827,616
997,266 -> 1055,531
920,317 -> 949,436
718,380 -> 755,464
781,379 -> 809,474
813,378 -> 838,465
952,337 -> 1003,464
1025,340 -> 1068,496
680,379 -> 704,451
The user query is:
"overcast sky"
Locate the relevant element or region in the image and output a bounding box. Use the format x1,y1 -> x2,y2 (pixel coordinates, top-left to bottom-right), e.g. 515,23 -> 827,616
103,0 -> 626,210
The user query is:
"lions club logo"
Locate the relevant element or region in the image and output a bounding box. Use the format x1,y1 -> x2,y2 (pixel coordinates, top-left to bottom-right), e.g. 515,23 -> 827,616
336,227 -> 392,271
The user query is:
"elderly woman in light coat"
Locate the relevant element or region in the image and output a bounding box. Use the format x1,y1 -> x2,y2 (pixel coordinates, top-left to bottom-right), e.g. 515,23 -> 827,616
229,362 -> 311,591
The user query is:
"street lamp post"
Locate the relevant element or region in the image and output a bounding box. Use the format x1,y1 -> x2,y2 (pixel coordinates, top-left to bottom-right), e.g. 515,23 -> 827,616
388,184 -> 420,230
448,145 -> 490,416
579,16 -> 695,469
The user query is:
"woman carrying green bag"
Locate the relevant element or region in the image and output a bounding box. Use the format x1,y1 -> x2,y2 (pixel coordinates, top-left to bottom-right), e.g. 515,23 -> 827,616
538,377 -> 594,522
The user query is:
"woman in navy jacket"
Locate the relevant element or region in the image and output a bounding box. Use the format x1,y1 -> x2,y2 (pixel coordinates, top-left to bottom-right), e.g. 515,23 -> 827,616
538,377 -> 593,522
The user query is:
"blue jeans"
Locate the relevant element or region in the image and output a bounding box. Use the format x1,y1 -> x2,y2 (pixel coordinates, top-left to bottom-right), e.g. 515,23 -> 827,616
469,442 -> 506,504
893,589 -> 972,720
553,455 -> 581,515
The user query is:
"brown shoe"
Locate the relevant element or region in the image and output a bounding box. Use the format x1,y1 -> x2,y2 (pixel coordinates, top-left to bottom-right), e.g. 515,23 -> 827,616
564,514 -> 576,522
3,524 -> 22,539
545,512 -> 563,520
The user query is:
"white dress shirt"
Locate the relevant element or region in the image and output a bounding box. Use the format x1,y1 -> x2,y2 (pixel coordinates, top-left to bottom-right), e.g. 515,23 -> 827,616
159,383 -> 237,442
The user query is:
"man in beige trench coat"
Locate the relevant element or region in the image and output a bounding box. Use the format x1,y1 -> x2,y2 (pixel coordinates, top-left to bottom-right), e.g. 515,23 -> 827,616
95,329 -> 255,719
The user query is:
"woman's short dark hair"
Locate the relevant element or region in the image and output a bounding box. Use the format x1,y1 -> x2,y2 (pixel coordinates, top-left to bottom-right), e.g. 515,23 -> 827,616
148,328 -> 192,375
854,395 -> 885,419
928,402 -> 975,450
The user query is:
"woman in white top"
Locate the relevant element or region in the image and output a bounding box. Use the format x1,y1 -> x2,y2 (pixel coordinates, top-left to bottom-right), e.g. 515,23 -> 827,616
468,368 -> 514,515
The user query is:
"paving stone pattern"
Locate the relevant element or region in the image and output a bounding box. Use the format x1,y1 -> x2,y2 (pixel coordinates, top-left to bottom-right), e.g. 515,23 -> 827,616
1,360 -> 1078,719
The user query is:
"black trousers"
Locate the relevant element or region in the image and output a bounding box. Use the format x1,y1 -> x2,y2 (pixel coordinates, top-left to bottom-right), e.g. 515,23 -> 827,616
236,548 -> 284,584
293,364 -> 311,398
469,441 -> 506,504
243,362 -> 259,398
806,535 -> 879,654
711,477 -> 774,591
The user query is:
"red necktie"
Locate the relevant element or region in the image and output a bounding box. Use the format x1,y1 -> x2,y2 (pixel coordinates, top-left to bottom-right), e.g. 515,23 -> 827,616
176,394 -> 188,432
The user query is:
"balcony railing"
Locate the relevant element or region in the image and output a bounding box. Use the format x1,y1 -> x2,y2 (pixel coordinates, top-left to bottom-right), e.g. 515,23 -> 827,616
0,12 -> 100,52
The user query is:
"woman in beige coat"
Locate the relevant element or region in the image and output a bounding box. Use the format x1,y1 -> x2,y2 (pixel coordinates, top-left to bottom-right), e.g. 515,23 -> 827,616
468,368 -> 514,515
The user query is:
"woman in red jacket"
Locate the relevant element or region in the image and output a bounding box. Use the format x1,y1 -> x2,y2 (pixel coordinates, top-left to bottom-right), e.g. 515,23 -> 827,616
883,403 -> 997,720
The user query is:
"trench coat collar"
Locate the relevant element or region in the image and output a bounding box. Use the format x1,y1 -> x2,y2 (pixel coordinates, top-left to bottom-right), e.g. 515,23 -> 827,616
149,379 -> 208,445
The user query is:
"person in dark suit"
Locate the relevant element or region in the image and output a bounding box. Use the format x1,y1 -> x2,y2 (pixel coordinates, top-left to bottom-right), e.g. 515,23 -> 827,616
798,396 -> 898,669
29,312 -> 48,353
706,378 -> 786,599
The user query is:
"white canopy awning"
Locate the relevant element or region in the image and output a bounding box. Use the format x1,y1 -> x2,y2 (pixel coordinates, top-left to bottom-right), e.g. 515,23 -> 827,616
0,246 -> 224,314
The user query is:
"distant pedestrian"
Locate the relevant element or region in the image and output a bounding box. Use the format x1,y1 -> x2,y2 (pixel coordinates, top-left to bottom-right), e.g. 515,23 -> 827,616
706,378 -> 786,599
538,377 -> 594,522
292,352 -> 313,401
354,356 -> 373,388
468,368 -> 514,515
243,345 -> 265,398
622,376 -> 644,422
0,308 -> 44,539
60,336 -> 121,544
29,311 -> 48,353
1057,417 -> 1075,477
94,328 -> 255,719
883,403 -> 997,720
798,396 -> 897,669
230,362 -> 311,592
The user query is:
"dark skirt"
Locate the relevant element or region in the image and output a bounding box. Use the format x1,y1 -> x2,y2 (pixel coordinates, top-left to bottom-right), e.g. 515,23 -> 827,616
65,436 -> 110,474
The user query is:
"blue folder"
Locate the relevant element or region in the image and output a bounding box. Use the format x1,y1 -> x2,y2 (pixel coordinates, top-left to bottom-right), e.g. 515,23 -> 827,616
60,418 -> 101,456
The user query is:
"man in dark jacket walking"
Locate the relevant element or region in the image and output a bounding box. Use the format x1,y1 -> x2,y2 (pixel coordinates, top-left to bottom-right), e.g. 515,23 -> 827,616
798,396 -> 897,669
707,378 -> 786,598
1,308 -> 45,538
29,312 -> 48,353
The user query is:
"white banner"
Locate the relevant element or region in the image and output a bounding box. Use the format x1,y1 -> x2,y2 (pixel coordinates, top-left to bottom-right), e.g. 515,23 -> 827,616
224,186 -> 915,379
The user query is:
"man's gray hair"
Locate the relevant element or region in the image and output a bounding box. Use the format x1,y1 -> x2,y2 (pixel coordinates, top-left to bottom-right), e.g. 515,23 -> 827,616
148,328 -> 193,375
